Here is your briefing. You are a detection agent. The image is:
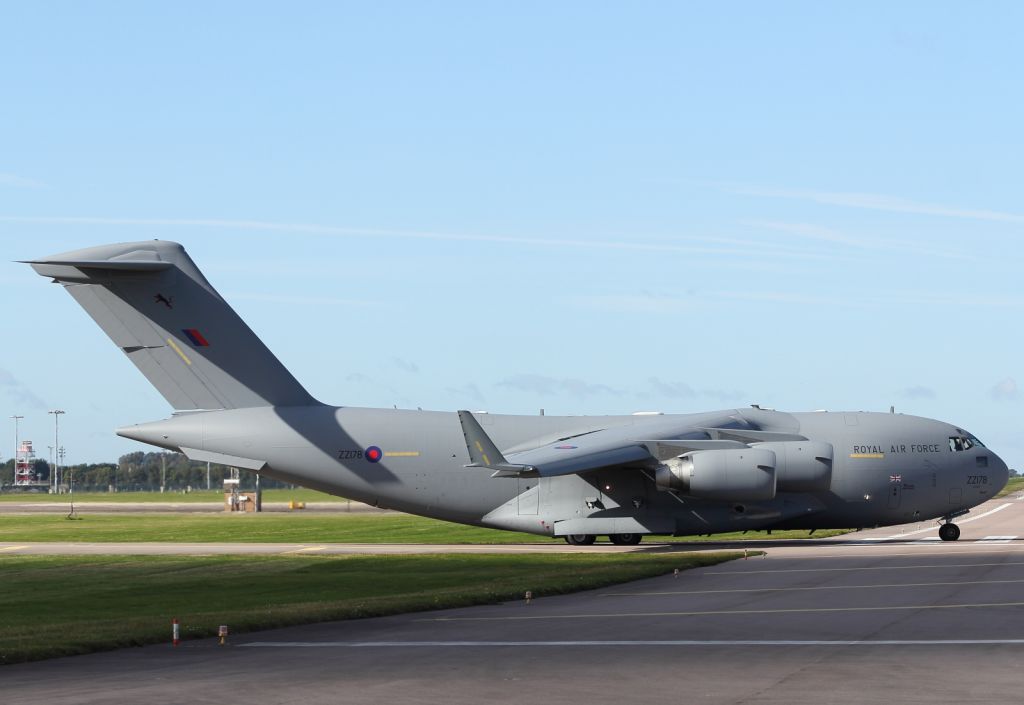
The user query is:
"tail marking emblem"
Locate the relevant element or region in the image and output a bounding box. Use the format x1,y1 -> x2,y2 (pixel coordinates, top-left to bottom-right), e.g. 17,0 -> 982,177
154,293 -> 174,309
182,329 -> 210,347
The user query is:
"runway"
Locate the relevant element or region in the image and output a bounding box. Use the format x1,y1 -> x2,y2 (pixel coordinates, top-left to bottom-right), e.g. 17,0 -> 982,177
4,496 -> 1024,704
0,499 -> 1017,556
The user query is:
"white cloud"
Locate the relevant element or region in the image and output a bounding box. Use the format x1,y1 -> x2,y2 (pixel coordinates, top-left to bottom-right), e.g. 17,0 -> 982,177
445,383 -> 485,404
391,358 -> 420,374
568,293 -> 700,314
0,216 -> 834,261
648,377 -> 743,403
648,377 -> 696,399
741,220 -> 966,261
900,386 -> 936,400
225,292 -> 384,308
0,368 -> 48,409
497,374 -> 623,398
732,185 -> 1024,224
0,173 -> 45,188
992,378 -> 1019,401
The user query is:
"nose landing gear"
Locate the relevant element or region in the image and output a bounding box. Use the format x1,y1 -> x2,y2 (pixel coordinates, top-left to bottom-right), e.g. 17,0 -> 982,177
938,523 -> 961,542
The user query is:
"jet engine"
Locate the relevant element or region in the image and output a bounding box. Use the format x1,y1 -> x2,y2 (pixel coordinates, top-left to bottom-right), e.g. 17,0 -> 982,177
655,448 -> 776,501
751,441 -> 833,493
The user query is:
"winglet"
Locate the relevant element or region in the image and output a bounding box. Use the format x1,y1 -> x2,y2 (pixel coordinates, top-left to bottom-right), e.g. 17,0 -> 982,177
457,410 -> 537,477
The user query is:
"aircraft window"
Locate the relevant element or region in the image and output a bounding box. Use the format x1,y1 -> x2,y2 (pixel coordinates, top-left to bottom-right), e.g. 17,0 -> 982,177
948,436 -> 975,452
968,434 -> 986,448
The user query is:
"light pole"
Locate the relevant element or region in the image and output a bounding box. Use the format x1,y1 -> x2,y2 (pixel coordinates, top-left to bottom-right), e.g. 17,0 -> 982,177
48,410 -> 64,493
61,446 -> 76,519
9,415 -> 23,490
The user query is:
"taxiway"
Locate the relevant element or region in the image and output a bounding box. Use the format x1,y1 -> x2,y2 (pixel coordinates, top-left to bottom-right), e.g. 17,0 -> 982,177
4,496 -> 1024,704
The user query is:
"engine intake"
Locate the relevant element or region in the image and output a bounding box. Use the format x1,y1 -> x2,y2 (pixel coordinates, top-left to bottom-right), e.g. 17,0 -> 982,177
655,448 -> 776,501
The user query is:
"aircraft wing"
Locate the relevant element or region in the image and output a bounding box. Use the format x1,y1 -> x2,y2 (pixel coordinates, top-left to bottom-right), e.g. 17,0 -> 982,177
457,410 -> 763,479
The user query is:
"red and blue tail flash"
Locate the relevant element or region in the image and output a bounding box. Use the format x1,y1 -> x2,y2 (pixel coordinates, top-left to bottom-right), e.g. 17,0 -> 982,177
182,328 -> 210,347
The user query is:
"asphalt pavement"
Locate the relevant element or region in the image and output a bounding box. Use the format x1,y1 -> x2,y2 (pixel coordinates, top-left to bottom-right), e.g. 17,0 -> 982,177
4,496 -> 1024,704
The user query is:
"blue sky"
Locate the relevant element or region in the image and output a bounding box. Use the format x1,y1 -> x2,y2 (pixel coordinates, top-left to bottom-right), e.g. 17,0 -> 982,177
1,2 -> 1021,470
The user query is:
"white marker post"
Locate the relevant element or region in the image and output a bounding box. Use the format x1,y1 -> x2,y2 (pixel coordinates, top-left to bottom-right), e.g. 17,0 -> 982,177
172,618 -> 180,647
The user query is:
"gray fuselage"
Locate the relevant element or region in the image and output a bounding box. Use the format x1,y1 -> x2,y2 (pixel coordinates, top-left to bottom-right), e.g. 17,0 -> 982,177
119,405 -> 1008,537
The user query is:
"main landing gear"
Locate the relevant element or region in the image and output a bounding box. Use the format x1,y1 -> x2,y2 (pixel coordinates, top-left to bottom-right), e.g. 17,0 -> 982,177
608,533 -> 643,546
563,534 -> 644,546
564,534 -> 596,545
938,523 -> 961,542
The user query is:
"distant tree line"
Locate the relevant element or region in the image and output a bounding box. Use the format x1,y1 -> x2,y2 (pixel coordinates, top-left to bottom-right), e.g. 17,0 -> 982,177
0,451 -> 295,492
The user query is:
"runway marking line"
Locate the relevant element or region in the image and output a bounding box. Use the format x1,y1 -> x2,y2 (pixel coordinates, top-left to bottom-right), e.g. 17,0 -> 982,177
0,545 -> 28,553
758,546 -> 1024,562
420,600 -> 1024,622
881,503 -> 1013,539
707,561 -> 1024,575
240,639 -> 1024,648
602,578 -> 1024,596
280,546 -> 326,554
979,536 -> 1017,544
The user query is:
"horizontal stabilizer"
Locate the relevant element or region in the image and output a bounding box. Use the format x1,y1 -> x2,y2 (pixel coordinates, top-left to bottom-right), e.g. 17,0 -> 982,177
180,447 -> 267,472
22,258 -> 173,274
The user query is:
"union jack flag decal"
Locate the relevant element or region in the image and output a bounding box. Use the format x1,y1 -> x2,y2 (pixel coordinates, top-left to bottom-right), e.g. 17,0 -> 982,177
890,474 -> 902,483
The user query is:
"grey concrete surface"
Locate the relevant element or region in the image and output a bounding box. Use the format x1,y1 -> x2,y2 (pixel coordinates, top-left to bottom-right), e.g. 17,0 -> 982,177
4,496 -> 1024,704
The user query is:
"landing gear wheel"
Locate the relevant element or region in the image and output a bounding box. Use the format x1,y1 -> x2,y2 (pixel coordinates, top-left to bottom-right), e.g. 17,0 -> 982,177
608,533 -> 643,546
938,523 -> 961,542
564,534 -> 596,546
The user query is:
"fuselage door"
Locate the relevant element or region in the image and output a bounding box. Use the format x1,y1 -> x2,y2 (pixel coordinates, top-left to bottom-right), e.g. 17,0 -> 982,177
517,477 -> 539,515
888,480 -> 902,509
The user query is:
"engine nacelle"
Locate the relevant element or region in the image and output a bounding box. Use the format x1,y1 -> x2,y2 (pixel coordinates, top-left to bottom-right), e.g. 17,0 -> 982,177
752,441 -> 833,493
655,448 -> 776,501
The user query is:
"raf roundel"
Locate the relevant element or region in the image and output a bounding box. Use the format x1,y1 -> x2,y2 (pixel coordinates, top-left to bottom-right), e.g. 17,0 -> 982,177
365,446 -> 383,463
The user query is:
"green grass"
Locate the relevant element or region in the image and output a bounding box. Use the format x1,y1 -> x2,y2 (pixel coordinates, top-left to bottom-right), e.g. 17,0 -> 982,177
996,476 -> 1024,498
0,512 -> 850,544
0,552 -> 746,664
0,488 -> 345,503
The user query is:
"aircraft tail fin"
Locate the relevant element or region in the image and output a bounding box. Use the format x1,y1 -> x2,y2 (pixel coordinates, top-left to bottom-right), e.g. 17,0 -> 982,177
26,240 -> 318,410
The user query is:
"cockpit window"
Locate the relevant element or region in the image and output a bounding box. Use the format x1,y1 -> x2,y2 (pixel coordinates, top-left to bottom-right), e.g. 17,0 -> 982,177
949,435 -> 980,452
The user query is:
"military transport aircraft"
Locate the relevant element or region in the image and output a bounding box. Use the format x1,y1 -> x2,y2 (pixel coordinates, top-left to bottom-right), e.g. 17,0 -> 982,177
27,241 -> 1009,543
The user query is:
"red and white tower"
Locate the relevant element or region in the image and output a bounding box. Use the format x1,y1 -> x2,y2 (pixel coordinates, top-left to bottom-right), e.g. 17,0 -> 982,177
14,440 -> 36,486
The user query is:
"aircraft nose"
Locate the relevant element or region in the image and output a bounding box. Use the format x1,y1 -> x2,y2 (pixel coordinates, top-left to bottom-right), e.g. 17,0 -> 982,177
990,453 -> 1010,494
